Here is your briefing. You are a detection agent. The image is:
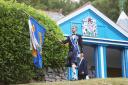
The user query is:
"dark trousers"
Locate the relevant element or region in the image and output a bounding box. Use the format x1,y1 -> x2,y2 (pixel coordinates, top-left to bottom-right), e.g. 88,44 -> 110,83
78,73 -> 86,80
67,50 -> 78,66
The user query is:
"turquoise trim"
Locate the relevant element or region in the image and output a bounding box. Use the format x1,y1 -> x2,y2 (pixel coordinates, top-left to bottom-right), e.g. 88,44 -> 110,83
103,46 -> 107,78
95,45 -> 107,78
125,48 -> 128,77
98,46 -> 102,78
122,48 -> 128,78
67,67 -> 72,80
122,49 -> 125,77
95,47 -> 99,78
82,37 -> 128,47
67,67 -> 78,80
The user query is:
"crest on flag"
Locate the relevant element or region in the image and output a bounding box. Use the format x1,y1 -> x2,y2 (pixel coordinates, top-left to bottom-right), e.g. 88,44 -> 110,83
82,16 -> 97,37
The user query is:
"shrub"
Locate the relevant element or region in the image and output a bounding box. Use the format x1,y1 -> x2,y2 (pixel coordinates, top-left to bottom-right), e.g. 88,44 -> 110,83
0,0 -> 67,84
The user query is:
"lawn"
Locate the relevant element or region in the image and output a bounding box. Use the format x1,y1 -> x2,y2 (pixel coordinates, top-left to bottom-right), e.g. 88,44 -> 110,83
17,78 -> 128,85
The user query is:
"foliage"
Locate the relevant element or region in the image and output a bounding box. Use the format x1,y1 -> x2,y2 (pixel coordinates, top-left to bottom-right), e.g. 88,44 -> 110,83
0,0 -> 67,84
92,0 -> 128,22
80,0 -> 128,20
14,0 -> 128,21
79,0 -> 95,5
92,0 -> 120,22
14,0 -> 80,15
124,0 -> 128,14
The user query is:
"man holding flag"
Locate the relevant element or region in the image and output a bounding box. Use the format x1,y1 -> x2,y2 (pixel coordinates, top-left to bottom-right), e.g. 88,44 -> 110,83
61,25 -> 84,80
28,17 -> 46,69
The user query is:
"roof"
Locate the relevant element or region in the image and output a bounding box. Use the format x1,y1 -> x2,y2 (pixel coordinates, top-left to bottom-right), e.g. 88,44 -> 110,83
116,11 -> 128,33
44,11 -> 64,21
57,3 -> 128,38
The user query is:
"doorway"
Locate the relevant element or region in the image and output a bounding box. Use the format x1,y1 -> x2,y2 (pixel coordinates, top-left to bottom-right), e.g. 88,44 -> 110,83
83,45 -> 96,78
106,46 -> 122,77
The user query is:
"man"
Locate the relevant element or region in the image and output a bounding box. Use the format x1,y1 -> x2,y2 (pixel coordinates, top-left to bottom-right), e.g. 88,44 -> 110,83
78,55 -> 88,80
62,25 -> 83,80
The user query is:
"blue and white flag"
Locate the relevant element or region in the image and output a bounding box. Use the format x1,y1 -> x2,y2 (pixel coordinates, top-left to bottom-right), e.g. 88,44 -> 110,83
28,17 -> 46,68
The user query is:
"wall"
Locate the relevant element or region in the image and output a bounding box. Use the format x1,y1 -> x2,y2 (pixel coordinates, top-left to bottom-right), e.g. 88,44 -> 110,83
44,67 -> 67,82
59,9 -> 128,41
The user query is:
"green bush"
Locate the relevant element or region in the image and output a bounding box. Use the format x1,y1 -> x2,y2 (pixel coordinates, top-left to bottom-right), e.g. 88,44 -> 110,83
0,0 -> 67,84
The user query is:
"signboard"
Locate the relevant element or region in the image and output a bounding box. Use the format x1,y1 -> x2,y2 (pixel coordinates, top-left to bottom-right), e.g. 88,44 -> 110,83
82,16 -> 97,37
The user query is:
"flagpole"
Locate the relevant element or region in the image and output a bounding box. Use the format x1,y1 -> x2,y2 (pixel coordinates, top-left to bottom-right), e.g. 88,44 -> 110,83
22,10 -> 63,42
22,10 -> 31,17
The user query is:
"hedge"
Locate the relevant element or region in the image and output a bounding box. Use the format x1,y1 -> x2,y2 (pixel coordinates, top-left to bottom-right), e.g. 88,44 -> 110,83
0,0 -> 67,84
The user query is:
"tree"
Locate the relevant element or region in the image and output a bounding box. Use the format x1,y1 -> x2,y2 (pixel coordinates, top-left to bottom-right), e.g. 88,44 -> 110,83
92,0 -> 120,22
0,0 -> 67,84
79,0 -> 95,5
124,0 -> 128,14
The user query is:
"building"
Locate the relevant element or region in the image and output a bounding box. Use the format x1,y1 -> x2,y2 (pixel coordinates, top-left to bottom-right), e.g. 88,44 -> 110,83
57,3 -> 128,78
70,0 -> 80,3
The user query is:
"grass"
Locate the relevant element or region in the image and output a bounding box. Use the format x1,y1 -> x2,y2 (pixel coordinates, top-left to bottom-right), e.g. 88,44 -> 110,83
17,78 -> 128,85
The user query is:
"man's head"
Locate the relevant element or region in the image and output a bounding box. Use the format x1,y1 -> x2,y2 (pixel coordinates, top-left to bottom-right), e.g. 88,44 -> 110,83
72,25 -> 77,34
79,53 -> 84,59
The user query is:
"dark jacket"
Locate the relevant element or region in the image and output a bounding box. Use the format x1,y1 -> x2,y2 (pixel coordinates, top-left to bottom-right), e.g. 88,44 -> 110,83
78,58 -> 88,76
62,34 -> 83,53
62,34 -> 83,67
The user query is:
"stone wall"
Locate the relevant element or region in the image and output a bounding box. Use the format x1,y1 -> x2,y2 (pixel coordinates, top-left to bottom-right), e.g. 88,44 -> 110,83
43,67 -> 95,82
44,67 -> 67,82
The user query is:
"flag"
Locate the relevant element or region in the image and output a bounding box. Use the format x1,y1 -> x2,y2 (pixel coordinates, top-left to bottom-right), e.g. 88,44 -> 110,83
28,17 -> 46,68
